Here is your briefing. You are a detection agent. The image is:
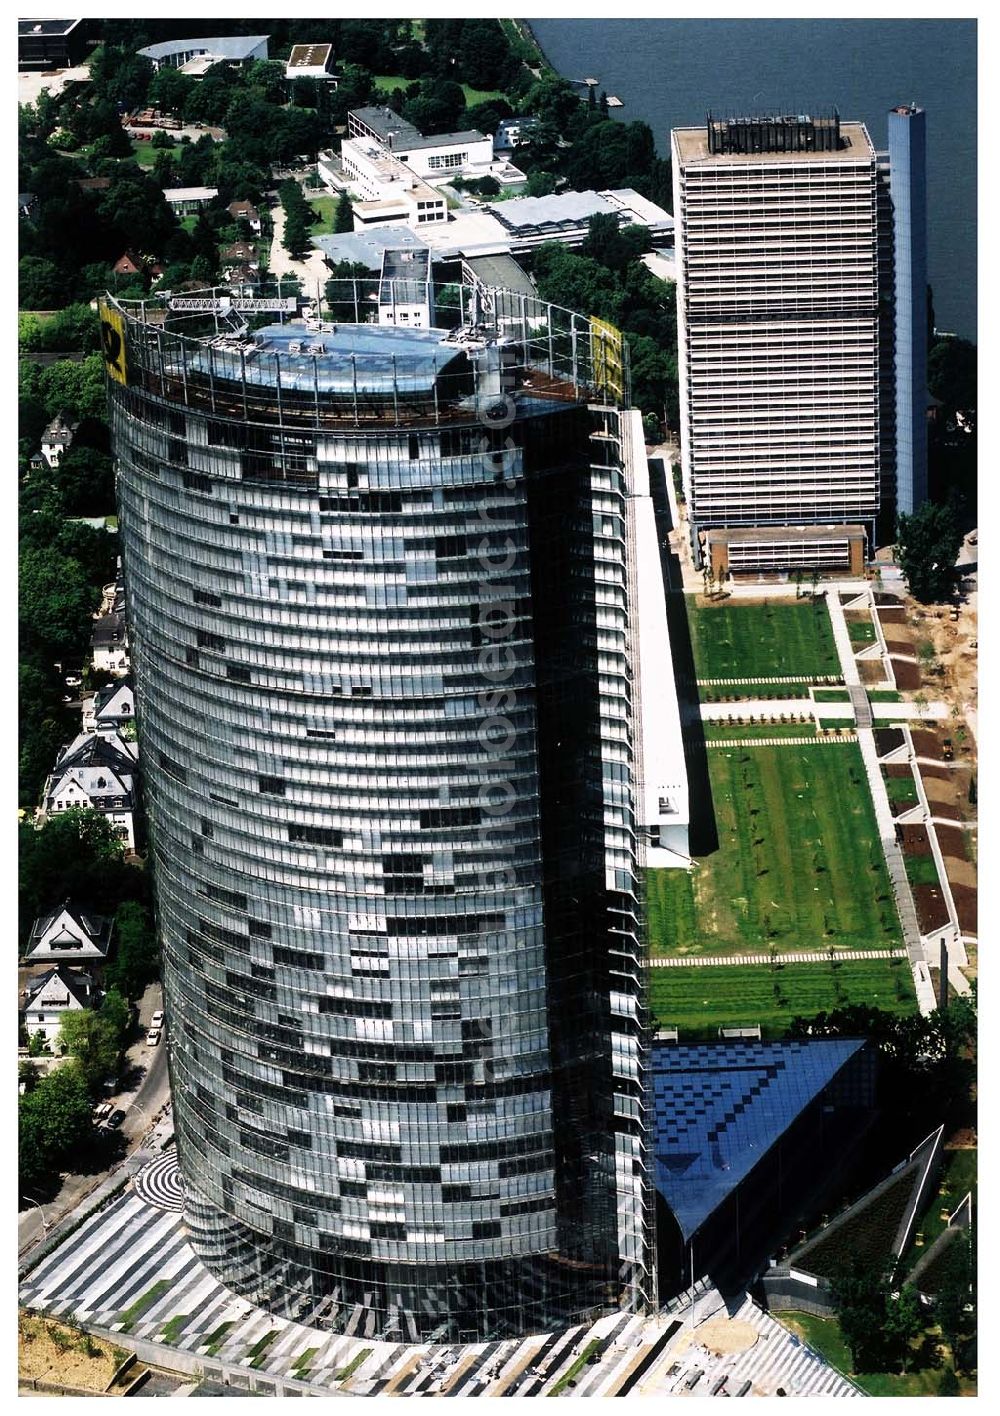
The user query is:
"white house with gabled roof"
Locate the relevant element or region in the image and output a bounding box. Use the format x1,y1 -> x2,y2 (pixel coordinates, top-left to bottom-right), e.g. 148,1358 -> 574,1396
26,903 -> 113,964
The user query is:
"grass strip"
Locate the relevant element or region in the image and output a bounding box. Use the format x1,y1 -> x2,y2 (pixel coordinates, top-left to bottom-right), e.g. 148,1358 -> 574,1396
905,855 -> 940,886
246,1329 -> 279,1369
158,1314 -> 189,1344
202,1320 -> 234,1356
291,1345 -> 320,1380
648,958 -> 916,1038
116,1280 -> 169,1333
336,1347 -> 371,1382
549,1339 -> 602,1395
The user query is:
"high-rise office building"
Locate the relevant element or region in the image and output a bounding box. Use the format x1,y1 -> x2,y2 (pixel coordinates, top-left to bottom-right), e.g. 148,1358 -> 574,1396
885,103 -> 928,518
102,281 -> 655,1341
672,112 -> 881,575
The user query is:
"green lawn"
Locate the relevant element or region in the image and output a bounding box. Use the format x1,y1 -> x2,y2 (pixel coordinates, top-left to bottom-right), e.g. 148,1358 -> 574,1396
775,1312 -> 960,1398
647,743 -> 900,956
870,690 -> 903,702
702,722 -> 815,740
883,772 -> 919,805
847,618 -> 877,644
308,195 -> 336,231
813,689 -> 851,703
905,855 -> 940,886
647,958 -> 916,1037
688,599 -> 841,680
372,75 -> 505,105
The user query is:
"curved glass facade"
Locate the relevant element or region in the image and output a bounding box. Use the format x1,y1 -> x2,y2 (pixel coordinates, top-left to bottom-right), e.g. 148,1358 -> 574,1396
106,285 -> 654,1341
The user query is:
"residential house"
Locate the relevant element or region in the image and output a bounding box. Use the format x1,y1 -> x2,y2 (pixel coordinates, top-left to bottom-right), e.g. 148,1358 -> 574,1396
41,413 -> 78,469
220,241 -> 259,279
91,611 -> 130,676
82,679 -> 135,737
43,730 -> 138,850
25,903 -> 114,965
227,200 -> 262,235
22,967 -> 94,1048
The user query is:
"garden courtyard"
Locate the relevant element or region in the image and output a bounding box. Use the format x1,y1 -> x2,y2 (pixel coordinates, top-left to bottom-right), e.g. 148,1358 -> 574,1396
687,597 -> 841,681
648,742 -> 901,958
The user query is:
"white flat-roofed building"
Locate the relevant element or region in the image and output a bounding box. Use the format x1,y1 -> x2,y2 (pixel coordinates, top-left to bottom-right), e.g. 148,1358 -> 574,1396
624,410 -> 690,867
162,185 -> 219,216
285,42 -> 337,85
346,106 -> 493,183
377,247 -> 434,327
332,139 -> 447,229
672,114 -> 880,564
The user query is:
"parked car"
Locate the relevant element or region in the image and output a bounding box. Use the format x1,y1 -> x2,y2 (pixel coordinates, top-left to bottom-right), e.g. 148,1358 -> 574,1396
942,738 -> 954,761
107,1108 -> 127,1128
146,1029 -> 161,1046
150,1010 -> 164,1029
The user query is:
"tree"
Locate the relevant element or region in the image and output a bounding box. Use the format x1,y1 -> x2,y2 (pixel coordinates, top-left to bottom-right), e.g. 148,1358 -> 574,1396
832,1262 -> 890,1371
58,1009 -> 121,1094
928,336 -> 976,413
19,544 -> 99,666
50,445 -> 116,517
19,1061 -> 93,1194
895,501 -> 963,603
104,901 -> 159,1001
526,168 -> 557,198
882,1284 -> 924,1372
334,191 -> 354,234
19,255 -> 71,309
18,809 -> 144,949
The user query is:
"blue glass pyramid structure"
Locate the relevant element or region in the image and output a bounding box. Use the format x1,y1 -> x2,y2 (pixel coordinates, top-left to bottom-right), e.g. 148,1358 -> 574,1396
650,1039 -> 868,1240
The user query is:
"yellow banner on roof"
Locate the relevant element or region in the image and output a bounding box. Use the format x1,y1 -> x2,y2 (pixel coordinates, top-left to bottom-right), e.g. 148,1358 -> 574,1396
591,317 -> 624,403
98,298 -> 128,385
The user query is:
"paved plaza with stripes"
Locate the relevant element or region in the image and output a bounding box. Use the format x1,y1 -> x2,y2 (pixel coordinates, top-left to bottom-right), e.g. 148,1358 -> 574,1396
19,1158 -> 860,1398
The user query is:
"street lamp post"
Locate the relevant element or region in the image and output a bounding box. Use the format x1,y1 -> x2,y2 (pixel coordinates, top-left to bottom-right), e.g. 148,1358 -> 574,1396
21,1194 -> 49,1235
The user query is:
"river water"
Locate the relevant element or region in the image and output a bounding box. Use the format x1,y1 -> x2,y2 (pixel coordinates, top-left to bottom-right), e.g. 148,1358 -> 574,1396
529,18 -> 977,341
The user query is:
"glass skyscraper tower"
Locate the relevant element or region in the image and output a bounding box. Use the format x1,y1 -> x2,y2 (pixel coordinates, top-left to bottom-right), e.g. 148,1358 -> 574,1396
103,281 -> 655,1342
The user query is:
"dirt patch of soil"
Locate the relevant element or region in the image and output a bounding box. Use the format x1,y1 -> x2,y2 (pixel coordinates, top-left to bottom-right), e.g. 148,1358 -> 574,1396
890,658 -> 922,690
884,763 -> 914,779
873,593 -> 904,607
874,727 -> 906,756
899,824 -> 932,854
860,659 -> 892,685
951,884 -> 977,934
911,729 -> 945,758
945,859 -> 977,890
695,1316 -> 760,1356
876,606 -> 908,622
913,882 -> 950,933
936,824 -> 971,860
18,1315 -> 124,1391
884,636 -> 915,655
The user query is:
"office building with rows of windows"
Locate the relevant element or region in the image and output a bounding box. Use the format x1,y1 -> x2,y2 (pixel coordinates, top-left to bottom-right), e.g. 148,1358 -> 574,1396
103,281 -> 656,1342
672,112 -> 882,575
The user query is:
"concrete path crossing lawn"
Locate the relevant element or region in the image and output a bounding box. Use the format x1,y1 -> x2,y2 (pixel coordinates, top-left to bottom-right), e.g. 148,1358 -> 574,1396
650,948 -> 907,967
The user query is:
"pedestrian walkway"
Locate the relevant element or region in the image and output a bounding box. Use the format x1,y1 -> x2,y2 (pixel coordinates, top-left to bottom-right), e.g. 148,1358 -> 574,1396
697,675 -> 838,686
650,948 -> 906,967
705,736 -> 856,748
19,1181 -> 858,1400
825,589 -> 862,687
